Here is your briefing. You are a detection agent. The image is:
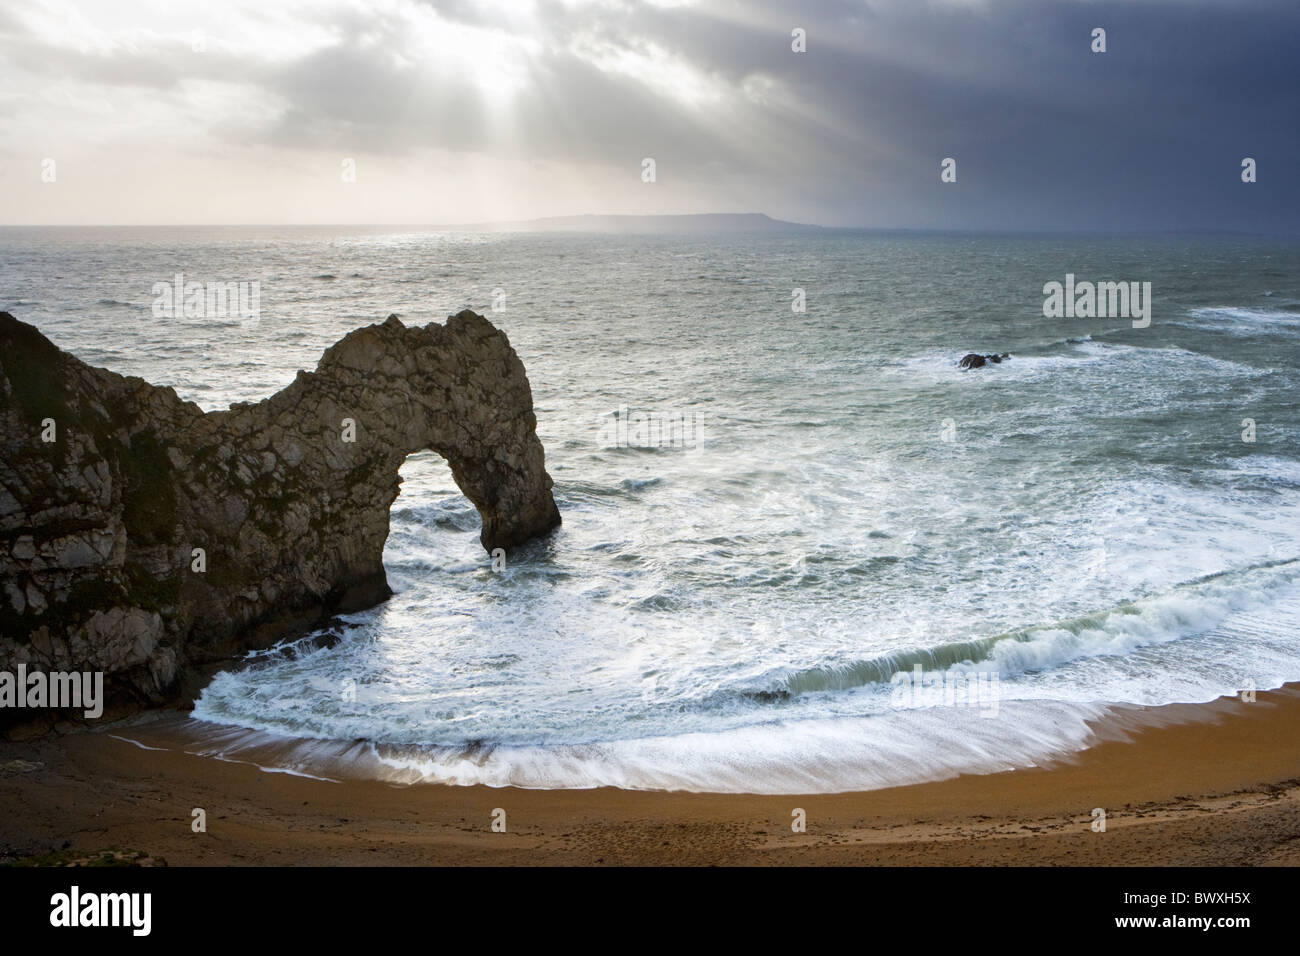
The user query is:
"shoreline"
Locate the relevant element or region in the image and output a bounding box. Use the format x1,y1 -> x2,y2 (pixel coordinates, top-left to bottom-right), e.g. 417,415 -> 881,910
1,684 -> 1298,865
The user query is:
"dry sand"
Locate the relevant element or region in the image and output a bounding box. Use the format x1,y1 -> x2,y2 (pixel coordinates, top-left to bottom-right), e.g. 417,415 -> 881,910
1,685 -> 1297,866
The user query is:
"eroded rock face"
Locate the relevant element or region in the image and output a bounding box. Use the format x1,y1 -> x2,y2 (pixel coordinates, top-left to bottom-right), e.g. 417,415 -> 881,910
0,310 -> 560,724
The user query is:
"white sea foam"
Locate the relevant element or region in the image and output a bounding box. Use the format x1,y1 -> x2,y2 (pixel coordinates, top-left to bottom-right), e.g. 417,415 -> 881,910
1180,305 -> 1300,335
889,338 -> 1259,385
1189,305 -> 1300,324
190,560 -> 1300,791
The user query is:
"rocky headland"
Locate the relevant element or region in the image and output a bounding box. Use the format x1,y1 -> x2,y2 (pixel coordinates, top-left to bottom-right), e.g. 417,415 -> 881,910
0,310 -> 560,729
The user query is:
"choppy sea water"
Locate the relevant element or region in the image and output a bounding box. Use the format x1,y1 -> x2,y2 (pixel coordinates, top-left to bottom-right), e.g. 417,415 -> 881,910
4,226 -> 1299,792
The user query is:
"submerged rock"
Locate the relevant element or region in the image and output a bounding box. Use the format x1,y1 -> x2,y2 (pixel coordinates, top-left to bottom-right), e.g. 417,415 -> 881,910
0,310 -> 561,723
958,352 -> 1011,370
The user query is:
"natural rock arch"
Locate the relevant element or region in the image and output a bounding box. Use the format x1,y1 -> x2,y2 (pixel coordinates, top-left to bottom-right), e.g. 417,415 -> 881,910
0,309 -> 560,722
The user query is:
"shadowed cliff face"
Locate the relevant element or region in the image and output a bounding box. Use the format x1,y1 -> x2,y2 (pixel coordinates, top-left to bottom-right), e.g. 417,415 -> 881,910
0,310 -> 560,725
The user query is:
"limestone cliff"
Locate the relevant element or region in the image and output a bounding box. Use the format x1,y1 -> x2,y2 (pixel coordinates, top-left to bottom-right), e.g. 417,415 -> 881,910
0,310 -> 561,725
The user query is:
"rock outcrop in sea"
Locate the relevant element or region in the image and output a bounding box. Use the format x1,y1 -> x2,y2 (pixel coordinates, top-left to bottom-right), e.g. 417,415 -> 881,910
0,310 -> 561,726
958,352 -> 1011,370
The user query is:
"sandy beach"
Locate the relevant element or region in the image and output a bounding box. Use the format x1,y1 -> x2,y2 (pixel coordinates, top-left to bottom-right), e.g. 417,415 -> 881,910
1,684 -> 1296,867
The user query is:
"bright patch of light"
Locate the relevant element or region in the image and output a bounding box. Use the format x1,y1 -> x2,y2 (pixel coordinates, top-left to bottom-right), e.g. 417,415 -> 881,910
569,35 -> 726,109
400,2 -> 540,103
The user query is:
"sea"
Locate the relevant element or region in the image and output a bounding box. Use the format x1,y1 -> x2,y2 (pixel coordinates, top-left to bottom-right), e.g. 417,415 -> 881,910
3,225 -> 1298,792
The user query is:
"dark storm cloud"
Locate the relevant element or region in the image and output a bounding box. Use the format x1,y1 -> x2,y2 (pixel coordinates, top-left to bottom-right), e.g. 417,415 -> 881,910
261,0 -> 1300,231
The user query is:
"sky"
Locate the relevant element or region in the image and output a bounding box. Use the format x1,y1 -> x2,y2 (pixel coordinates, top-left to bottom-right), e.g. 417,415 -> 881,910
0,0 -> 1296,231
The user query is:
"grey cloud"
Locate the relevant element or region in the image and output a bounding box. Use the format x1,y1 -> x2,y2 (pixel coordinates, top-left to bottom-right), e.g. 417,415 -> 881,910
1,0 -> 1296,231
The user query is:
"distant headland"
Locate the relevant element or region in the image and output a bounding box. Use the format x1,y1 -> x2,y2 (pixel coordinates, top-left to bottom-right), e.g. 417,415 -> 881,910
437,212 -> 827,234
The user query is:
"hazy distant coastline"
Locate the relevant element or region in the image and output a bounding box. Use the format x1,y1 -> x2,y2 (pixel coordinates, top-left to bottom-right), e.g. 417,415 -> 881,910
431,212 -> 828,234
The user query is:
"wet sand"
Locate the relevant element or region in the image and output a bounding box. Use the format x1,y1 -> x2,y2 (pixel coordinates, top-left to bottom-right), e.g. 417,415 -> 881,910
1,685 -> 1297,866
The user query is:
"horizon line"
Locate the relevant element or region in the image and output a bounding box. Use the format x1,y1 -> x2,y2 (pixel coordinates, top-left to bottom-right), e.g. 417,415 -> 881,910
0,218 -> 1295,239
